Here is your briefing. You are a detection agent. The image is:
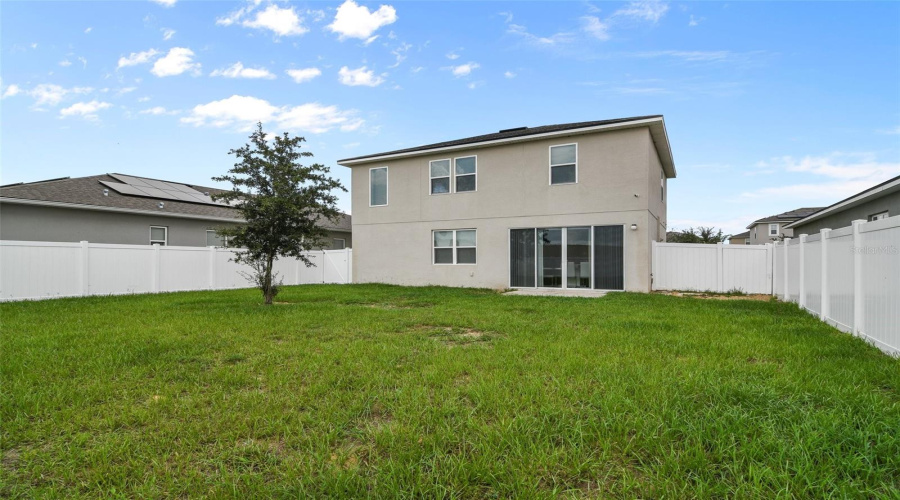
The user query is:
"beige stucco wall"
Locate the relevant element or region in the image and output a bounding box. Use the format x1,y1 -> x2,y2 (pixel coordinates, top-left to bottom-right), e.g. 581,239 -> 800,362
345,126 -> 668,292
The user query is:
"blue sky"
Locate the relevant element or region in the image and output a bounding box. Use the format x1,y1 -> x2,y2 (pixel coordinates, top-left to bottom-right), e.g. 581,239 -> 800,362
2,0 -> 898,235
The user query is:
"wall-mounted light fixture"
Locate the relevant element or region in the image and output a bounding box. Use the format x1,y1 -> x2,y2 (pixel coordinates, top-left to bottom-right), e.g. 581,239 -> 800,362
102,189 -> 109,196
630,224 -> 638,231
158,202 -> 165,209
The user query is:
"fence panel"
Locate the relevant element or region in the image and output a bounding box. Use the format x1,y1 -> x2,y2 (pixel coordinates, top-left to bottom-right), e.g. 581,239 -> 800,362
804,235 -> 822,316
723,246 -> 771,294
773,243 -> 784,296
825,228 -> 854,332
859,218 -> 900,354
652,242 -> 771,293
787,239 -> 800,302
0,241 -> 351,301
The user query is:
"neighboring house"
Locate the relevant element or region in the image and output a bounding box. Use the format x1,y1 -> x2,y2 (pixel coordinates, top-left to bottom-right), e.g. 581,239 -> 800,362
338,115 -> 675,292
785,175 -> 899,235
745,207 -> 823,245
728,231 -> 751,245
0,173 -> 352,249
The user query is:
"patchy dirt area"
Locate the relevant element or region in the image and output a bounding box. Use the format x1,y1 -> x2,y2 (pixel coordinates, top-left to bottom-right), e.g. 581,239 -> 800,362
655,291 -> 774,302
410,325 -> 499,347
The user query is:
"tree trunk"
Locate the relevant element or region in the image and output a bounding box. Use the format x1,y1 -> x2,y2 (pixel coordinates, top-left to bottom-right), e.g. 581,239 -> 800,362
263,254 -> 275,305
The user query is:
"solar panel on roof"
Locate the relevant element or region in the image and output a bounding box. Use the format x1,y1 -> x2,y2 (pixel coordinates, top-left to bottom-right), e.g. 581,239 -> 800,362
109,174 -> 153,188
104,174 -> 230,206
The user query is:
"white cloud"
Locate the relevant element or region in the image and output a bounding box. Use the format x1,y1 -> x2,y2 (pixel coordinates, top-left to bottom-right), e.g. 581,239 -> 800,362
337,66 -> 384,87
84,27 -> 93,34
467,81 -> 484,90
118,48 -> 160,69
878,125 -> 900,135
138,96 -> 151,102
181,94 -> 363,133
243,4 -> 308,37
162,28 -> 176,40
688,15 -> 702,27
59,100 -> 112,120
2,84 -> 22,98
613,1 -> 669,22
507,23 -> 575,46
410,66 -> 424,74
59,59 -> 72,67
210,62 -> 275,79
389,42 -> 412,68
446,52 -> 460,60
504,71 -> 516,79
151,0 -> 177,7
581,16 -> 610,40
116,87 -> 138,95
78,56 -> 88,68
328,0 -> 397,41
140,106 -> 178,115
29,84 -> 92,107
447,62 -> 479,77
742,153 -> 900,201
286,67 -> 322,83
151,47 -> 200,77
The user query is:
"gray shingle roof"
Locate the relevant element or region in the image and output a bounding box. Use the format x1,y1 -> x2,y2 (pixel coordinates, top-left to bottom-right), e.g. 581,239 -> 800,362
0,173 -> 351,231
747,207 -> 824,228
339,115 -> 663,163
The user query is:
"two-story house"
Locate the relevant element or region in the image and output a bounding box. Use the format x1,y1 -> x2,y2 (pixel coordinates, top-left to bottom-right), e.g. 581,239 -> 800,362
744,207 -> 823,245
338,116 -> 675,292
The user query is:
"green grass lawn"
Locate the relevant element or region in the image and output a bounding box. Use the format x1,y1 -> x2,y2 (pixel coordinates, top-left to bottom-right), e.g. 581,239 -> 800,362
3,285 -> 898,498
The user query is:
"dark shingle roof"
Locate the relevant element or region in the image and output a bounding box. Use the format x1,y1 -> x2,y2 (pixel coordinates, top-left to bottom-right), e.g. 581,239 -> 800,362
747,207 -> 824,228
0,173 -> 351,231
339,115 -> 663,163
730,231 -> 751,239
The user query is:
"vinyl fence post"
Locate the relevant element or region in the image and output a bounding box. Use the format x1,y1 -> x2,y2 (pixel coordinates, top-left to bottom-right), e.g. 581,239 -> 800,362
151,244 -> 161,293
766,243 -> 774,296
651,240 -> 658,291
852,219 -> 865,337
819,228 -> 831,322
295,255 -> 301,285
782,237 -> 791,301
798,234 -> 807,309
80,241 -> 89,297
345,248 -> 351,284
208,246 -> 216,290
716,242 -> 724,292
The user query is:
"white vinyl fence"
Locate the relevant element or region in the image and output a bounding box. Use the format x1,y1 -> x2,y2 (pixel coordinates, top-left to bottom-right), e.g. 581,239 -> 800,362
774,217 -> 899,356
0,240 -> 352,301
652,242 -> 773,294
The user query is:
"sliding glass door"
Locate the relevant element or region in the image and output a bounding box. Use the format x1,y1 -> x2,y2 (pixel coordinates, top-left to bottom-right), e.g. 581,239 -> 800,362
594,225 -> 624,290
510,225 -> 623,290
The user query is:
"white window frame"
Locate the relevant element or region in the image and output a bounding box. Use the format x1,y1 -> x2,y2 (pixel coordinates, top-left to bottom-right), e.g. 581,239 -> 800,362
549,143 -> 578,185
369,166 -> 388,207
429,159 -> 452,196
868,211 -> 889,221
768,223 -> 779,236
454,155 -> 477,193
432,229 -> 476,265
150,226 -> 168,246
332,238 -> 346,250
205,229 -> 228,248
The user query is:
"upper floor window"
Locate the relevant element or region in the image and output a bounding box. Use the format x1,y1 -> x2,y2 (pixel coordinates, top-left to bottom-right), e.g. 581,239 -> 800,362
370,167 -> 388,206
433,229 -> 476,265
455,156 -> 477,192
150,226 -> 167,246
869,211 -> 889,221
661,171 -> 665,201
768,223 -> 779,236
430,159 -> 451,195
550,144 -> 577,185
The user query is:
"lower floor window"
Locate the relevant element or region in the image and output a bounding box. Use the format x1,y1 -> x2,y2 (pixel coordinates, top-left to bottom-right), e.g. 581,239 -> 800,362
510,225 -> 623,290
150,226 -> 168,246
332,238 -> 346,250
433,229 -> 476,264
206,230 -> 227,247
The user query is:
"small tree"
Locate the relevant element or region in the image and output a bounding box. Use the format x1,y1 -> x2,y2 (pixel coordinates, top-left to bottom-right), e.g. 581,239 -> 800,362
212,123 -> 346,305
668,226 -> 726,244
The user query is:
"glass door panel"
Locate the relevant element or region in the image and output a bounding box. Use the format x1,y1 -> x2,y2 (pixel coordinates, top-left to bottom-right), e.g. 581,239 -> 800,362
566,227 -> 591,288
510,229 -> 536,287
537,228 -> 562,288
593,225 -> 624,290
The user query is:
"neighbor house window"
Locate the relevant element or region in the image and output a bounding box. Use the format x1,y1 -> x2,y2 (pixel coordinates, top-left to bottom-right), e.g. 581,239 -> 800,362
549,144 -> 577,184
768,223 -> 779,236
869,211 -> 889,221
430,159 -> 451,195
332,238 -> 346,250
661,171 -> 665,201
370,167 -> 388,206
433,229 -> 476,265
150,226 -> 167,246
206,230 -> 227,247
454,156 -> 477,192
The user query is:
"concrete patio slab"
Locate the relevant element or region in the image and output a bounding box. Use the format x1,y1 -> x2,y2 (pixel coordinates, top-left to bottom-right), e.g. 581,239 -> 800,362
503,289 -> 609,298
